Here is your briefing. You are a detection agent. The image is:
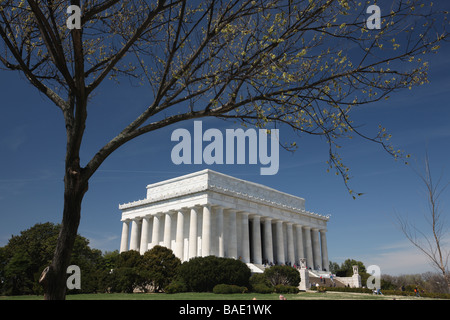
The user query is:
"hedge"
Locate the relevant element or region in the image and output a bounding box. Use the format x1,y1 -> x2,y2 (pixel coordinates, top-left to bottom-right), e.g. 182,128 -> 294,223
251,283 -> 273,294
310,286 -> 450,299
164,280 -> 187,294
213,284 -> 248,294
177,256 -> 251,292
273,284 -> 300,294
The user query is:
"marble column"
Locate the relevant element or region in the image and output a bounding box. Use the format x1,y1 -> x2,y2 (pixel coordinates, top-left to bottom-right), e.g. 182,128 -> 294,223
286,222 -> 295,265
201,205 -> 211,257
130,218 -> 141,251
263,218 -> 274,264
276,220 -> 285,264
120,220 -> 130,253
175,210 -> 185,259
188,207 -> 198,259
151,214 -> 160,248
216,207 -> 224,257
227,209 -> 238,259
320,229 -> 329,271
312,228 -> 322,270
251,215 -> 262,264
304,226 -> 313,269
241,212 -> 250,263
164,212 -> 172,249
295,224 -> 305,264
140,216 -> 150,255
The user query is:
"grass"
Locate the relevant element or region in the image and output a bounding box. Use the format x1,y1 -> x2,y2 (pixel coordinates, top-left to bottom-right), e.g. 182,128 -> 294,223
0,291 -> 439,300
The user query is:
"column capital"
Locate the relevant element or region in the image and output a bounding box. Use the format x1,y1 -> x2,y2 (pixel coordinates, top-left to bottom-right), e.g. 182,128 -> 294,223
188,205 -> 202,212
212,205 -> 224,213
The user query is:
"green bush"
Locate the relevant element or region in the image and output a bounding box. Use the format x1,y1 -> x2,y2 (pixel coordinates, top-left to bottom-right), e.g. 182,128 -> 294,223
311,286 -> 372,294
250,273 -> 271,288
252,283 -> 273,294
380,289 -> 450,299
164,280 -> 187,294
139,246 -> 181,292
213,284 -> 248,294
309,286 -> 450,299
273,284 -> 299,294
263,265 -> 300,287
178,256 -> 251,292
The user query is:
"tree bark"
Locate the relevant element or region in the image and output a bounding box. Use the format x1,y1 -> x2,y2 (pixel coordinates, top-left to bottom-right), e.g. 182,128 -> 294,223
39,164 -> 88,300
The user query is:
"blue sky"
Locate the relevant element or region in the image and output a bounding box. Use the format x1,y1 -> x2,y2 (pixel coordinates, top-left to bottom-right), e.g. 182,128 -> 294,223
1,6 -> 449,277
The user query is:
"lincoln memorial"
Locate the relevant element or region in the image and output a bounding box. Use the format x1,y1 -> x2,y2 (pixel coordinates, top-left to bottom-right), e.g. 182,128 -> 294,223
118,169 -> 330,272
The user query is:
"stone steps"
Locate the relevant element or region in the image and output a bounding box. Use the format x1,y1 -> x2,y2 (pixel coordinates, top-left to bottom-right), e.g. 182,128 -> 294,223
309,275 -> 346,288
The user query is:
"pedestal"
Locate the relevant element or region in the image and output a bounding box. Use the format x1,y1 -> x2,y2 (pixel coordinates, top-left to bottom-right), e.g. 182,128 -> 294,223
298,258 -> 310,291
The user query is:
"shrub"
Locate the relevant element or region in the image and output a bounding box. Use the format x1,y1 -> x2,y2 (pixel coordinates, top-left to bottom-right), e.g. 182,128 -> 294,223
164,280 -> 187,294
213,284 -> 248,294
107,267 -> 142,293
273,284 -> 299,294
264,265 -> 300,287
250,273 -> 274,293
252,283 -> 273,294
178,256 -> 251,292
250,273 -> 271,288
139,246 -> 181,292
310,286 -> 372,294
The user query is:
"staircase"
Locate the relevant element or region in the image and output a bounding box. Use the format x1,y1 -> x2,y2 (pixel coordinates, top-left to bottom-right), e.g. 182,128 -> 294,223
308,270 -> 346,288
245,264 -> 347,288
246,263 -> 265,273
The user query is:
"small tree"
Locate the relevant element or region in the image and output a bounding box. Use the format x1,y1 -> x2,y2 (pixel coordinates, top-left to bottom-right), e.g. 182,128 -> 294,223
139,245 -> 181,292
177,256 -> 251,292
0,222 -> 104,295
107,250 -> 143,293
397,155 -> 450,292
263,265 -> 300,287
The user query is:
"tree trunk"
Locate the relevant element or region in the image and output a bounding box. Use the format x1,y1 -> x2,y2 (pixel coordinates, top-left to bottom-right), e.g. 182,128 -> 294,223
39,165 -> 88,300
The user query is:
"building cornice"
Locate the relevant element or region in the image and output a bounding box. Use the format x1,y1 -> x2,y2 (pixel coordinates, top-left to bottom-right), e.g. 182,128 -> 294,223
119,169 -> 329,221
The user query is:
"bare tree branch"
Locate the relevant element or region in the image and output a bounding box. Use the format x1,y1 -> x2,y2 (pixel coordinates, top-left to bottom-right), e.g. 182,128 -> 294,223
396,154 -> 450,292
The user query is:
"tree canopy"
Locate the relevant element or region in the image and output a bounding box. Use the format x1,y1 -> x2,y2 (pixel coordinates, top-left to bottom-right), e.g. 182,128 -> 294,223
0,222 -> 103,295
1,0 -> 448,299
1,0 -> 447,184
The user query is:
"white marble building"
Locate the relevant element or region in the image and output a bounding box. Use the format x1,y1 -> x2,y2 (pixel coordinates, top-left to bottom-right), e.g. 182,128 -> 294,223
118,169 -> 330,271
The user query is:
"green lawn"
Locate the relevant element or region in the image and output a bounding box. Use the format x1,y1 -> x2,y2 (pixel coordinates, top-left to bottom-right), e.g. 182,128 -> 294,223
0,291 -> 434,300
